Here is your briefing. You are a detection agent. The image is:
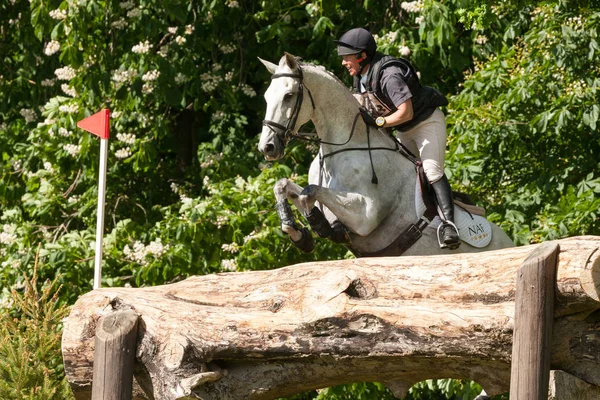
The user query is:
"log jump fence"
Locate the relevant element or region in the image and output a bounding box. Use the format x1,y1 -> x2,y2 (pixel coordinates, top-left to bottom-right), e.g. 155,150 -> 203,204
62,236 -> 600,400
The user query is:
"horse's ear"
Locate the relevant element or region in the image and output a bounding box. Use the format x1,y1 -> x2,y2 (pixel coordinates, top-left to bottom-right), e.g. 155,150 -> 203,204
258,57 -> 278,74
284,52 -> 298,70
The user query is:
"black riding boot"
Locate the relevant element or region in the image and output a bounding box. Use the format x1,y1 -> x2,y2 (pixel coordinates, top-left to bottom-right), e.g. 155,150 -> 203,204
431,175 -> 460,250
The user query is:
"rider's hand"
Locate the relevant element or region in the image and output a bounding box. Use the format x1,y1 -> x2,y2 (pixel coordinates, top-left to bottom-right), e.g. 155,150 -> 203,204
359,106 -> 378,127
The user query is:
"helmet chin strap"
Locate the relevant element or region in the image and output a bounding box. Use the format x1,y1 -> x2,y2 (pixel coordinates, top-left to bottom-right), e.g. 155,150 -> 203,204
356,54 -> 371,75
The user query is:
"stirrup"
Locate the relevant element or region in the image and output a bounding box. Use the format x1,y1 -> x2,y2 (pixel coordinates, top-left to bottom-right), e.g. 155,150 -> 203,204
436,221 -> 460,250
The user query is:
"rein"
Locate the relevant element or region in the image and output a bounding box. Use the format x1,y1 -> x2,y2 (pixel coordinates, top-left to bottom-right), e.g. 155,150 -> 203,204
262,63 -> 402,185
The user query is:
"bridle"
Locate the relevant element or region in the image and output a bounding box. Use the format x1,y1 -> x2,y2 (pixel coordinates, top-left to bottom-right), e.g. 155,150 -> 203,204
261,62 -> 406,185
262,64 -> 316,149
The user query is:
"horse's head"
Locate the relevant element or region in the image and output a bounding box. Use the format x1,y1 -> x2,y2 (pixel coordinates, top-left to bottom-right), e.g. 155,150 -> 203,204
258,53 -> 314,160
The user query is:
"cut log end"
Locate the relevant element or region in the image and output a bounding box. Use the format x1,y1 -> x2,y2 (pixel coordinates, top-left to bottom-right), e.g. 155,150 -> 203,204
580,247 -> 600,302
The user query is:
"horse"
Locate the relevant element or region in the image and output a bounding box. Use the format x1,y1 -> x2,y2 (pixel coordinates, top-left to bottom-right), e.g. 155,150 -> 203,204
258,53 -> 514,256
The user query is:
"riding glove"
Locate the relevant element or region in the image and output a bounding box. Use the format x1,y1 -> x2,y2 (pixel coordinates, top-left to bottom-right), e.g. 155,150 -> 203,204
359,106 -> 378,127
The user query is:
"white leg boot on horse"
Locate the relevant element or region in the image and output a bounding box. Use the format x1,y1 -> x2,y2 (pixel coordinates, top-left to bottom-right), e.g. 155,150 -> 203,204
431,174 -> 461,250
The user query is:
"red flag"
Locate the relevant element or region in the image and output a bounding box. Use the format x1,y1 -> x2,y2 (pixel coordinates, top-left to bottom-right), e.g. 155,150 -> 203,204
77,109 -> 110,139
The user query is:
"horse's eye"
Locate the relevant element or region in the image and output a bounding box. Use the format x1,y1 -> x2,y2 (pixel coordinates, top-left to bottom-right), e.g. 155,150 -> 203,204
283,92 -> 294,101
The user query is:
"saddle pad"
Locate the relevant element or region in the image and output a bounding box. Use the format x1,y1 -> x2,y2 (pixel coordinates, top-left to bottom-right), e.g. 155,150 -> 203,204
415,182 -> 493,248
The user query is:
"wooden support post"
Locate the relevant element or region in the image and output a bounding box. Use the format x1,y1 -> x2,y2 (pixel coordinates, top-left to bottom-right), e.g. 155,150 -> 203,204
92,310 -> 139,400
510,242 -> 559,400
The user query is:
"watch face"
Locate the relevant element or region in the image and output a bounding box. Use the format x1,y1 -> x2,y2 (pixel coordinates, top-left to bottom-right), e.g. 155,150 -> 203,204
376,117 -> 385,126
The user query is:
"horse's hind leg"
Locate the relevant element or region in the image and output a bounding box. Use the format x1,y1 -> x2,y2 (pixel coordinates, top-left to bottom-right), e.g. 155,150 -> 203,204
274,179 -> 314,253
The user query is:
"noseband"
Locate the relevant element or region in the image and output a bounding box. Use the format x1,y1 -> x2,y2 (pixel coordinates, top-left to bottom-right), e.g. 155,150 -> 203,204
262,64 -> 315,148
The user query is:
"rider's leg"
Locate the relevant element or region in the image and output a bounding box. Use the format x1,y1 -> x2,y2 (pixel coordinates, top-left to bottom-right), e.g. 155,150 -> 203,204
397,109 -> 460,249
431,175 -> 460,249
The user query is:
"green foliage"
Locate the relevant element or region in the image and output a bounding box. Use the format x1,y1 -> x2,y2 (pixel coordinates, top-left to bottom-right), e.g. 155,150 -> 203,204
446,2 -> 600,244
0,248 -> 73,400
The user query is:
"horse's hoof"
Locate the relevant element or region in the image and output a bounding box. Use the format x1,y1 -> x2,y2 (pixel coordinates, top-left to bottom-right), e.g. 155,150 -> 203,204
292,227 -> 315,253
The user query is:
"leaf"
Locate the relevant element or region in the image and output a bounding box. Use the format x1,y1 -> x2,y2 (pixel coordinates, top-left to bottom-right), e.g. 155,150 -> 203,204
312,16 -> 333,38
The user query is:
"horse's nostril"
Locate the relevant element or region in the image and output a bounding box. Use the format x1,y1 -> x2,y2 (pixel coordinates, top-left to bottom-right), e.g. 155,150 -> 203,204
264,143 -> 275,154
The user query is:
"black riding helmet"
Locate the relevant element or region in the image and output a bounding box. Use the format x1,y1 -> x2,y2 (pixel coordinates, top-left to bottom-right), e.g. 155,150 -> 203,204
335,28 -> 377,58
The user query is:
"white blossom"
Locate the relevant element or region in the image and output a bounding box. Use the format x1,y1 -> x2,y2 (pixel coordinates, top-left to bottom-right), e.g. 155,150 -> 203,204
200,72 -> 222,92
224,71 -> 234,81
132,40 -> 151,54
59,103 -> 79,113
401,1 -> 424,13
123,239 -> 169,265
111,19 -> 128,29
142,70 -> 160,81
399,45 -> 412,57
49,9 -> 67,20
117,132 -> 136,144
115,147 -> 132,159
168,27 -> 177,34
44,40 -> 61,56
220,259 -> 237,271
112,69 -> 137,83
63,144 -> 81,157
61,83 -> 77,97
37,118 -> 55,128
215,215 -> 228,228
220,44 -> 236,54
58,127 -> 72,137
68,195 -> 81,204
43,162 -> 55,173
227,0 -> 240,8
174,73 -> 186,84
240,84 -> 256,97
185,24 -> 194,35
54,66 -> 77,81
142,83 -> 154,94
127,8 -> 142,18
415,16 -> 424,24
119,0 -> 135,10
0,225 -> 17,246
175,35 -> 186,45
221,243 -> 239,253
20,108 -> 37,123
41,79 -> 56,87
475,35 -> 488,45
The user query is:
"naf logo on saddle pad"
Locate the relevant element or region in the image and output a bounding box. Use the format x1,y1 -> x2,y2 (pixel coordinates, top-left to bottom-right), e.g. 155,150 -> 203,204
453,213 -> 493,248
414,182 -> 493,248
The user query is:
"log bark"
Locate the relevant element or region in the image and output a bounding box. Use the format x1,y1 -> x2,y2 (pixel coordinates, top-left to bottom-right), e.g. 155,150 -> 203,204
62,236 -> 600,400
548,370 -> 600,400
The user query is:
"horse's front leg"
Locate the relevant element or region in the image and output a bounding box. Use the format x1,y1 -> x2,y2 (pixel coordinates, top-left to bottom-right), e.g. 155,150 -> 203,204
273,178 -> 314,253
299,184 -> 378,237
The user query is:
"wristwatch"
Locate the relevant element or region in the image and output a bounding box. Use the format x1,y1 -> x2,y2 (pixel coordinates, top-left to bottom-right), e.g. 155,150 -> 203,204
375,116 -> 385,127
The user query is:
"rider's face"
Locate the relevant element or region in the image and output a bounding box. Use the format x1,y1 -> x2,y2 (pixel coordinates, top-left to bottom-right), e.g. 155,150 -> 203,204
341,52 -> 367,76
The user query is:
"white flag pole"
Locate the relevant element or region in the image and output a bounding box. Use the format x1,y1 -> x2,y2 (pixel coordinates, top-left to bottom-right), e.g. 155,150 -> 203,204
93,137 -> 109,289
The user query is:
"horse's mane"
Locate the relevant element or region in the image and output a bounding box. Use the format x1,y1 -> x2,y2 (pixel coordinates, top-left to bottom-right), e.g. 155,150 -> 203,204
293,57 -> 350,91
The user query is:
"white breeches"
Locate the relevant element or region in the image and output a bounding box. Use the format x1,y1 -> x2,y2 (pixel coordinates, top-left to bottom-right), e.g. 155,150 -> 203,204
395,108 -> 447,183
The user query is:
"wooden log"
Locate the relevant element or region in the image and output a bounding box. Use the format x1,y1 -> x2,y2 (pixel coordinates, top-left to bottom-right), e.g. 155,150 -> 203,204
61,236 -> 600,400
509,243 -> 558,400
91,310 -> 139,400
548,370 -> 600,400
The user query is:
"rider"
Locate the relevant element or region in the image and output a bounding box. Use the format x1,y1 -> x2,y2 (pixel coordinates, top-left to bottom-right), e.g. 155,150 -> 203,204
334,27 -> 460,249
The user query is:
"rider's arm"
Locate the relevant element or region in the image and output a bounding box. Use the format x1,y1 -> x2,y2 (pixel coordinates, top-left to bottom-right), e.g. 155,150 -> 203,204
380,99 -> 413,128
